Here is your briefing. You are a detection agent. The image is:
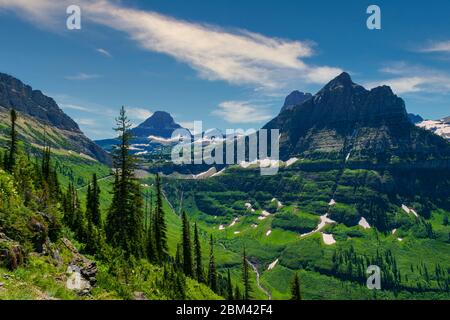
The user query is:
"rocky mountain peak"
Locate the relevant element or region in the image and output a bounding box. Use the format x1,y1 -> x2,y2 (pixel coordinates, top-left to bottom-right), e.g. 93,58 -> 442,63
321,72 -> 356,91
281,91 -> 312,112
131,111 -> 182,138
137,111 -> 178,130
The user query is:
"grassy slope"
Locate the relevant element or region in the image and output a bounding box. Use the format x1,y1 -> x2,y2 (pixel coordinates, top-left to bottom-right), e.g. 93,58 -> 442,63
0,159 -> 220,300
163,166 -> 450,300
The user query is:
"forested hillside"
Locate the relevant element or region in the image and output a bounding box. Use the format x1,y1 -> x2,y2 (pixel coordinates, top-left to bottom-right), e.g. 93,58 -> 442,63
0,107 -> 261,300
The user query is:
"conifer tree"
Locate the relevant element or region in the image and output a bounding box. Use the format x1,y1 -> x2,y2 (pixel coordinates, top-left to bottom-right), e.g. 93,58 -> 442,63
208,235 -> 218,292
63,183 -> 85,239
106,106 -> 144,258
181,211 -> 193,277
6,109 -> 17,173
153,173 -> 168,263
145,191 -> 156,262
226,269 -> 234,300
86,173 -> 101,227
175,243 -> 182,271
193,223 -> 205,283
234,285 -> 242,300
290,273 -> 302,300
242,248 -> 252,300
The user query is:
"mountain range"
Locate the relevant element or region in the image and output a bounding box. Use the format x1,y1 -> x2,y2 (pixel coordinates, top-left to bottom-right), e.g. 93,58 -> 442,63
264,72 -> 450,163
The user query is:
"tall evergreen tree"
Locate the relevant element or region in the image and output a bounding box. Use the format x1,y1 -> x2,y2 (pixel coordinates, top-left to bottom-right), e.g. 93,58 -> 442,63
181,211 -> 193,277
234,285 -> 242,300
242,248 -> 252,300
86,173 -> 101,227
153,173 -> 168,263
226,269 -> 234,300
208,235 -> 218,292
193,223 -> 205,283
290,273 -> 302,300
106,106 -> 144,258
145,191 -> 156,262
6,109 -> 17,173
175,243 -> 183,271
63,183 -> 85,239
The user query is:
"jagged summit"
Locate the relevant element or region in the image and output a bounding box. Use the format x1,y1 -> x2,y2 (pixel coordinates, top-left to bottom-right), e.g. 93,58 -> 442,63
131,111 -> 182,138
264,72 -> 450,161
281,91 -> 312,112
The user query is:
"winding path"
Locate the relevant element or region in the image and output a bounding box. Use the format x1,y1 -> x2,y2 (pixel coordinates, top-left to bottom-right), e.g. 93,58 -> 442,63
246,259 -> 272,300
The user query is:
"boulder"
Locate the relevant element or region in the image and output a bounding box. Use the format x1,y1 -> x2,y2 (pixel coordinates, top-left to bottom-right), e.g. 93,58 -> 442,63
0,233 -> 25,270
62,238 -> 97,294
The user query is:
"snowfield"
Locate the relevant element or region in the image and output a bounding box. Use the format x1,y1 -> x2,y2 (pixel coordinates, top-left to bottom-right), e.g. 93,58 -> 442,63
358,217 -> 371,229
416,119 -> 450,140
322,233 -> 336,245
267,259 -> 279,271
300,214 -> 336,238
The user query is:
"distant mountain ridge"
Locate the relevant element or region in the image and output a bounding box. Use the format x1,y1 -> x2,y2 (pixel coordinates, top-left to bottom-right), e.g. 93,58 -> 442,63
0,72 -> 110,165
95,111 -> 185,154
264,72 -> 450,162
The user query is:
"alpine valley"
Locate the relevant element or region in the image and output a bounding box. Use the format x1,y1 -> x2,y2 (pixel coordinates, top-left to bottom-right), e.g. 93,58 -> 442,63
0,71 -> 449,301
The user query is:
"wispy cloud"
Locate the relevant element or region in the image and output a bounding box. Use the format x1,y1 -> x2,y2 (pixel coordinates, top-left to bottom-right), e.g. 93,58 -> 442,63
365,62 -> 450,94
96,48 -> 112,57
127,108 -> 153,120
417,40 -> 450,54
60,103 -> 90,112
0,0 -> 341,90
65,72 -> 102,81
212,101 -> 273,124
76,118 -> 97,126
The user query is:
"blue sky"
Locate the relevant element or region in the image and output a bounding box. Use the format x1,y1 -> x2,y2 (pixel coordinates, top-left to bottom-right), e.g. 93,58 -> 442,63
0,0 -> 450,139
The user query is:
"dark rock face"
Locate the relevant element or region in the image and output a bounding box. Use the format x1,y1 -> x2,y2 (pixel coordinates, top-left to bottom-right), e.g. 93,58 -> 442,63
0,73 -> 80,132
131,111 -> 182,138
408,113 -> 424,124
280,91 -> 312,112
0,73 -> 111,165
264,72 -> 450,162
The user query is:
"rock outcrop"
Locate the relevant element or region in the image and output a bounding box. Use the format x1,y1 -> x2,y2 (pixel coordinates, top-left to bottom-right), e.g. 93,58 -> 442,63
62,238 -> 97,295
0,72 -> 111,165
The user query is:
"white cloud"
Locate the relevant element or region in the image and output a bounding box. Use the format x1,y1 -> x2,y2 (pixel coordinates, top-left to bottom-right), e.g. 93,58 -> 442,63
61,103 -> 90,112
0,0 -> 341,90
127,108 -> 153,120
418,41 -> 450,54
65,72 -> 102,81
76,118 -> 96,126
365,62 -> 450,94
212,101 -> 273,124
96,48 -> 112,57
